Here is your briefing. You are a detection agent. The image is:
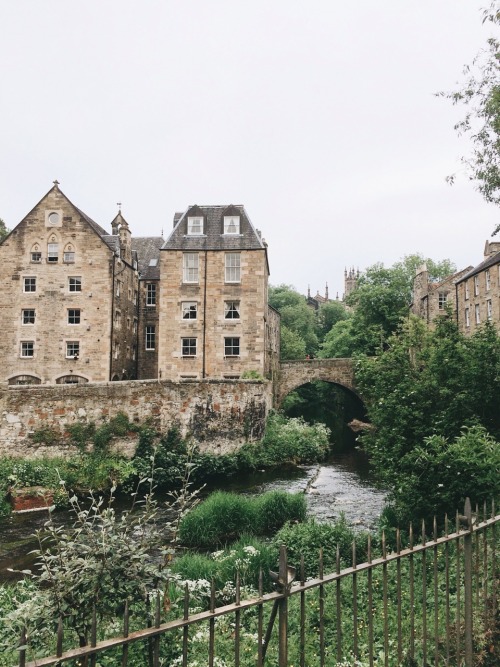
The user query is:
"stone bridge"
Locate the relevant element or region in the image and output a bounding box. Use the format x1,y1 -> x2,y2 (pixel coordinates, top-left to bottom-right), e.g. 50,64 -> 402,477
275,358 -> 357,406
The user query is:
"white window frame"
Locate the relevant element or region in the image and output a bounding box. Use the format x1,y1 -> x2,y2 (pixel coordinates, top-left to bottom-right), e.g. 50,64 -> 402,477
20,341 -> 34,358
486,270 -> 491,291
63,251 -> 75,263
146,283 -> 157,306
47,243 -> 59,263
224,300 -> 240,319
487,299 -> 493,320
475,304 -> 481,324
187,217 -> 203,235
224,216 -> 240,235
145,325 -> 156,350
183,253 -> 199,283
182,302 -> 198,319
465,307 -> 470,328
23,277 -> 36,293
224,337 -> 240,357
225,253 -> 241,283
68,309 -> 81,325
22,309 -> 35,325
465,281 -> 469,300
438,292 -> 447,310
31,251 -> 41,263
68,276 -> 82,292
181,337 -> 197,357
66,341 -> 80,358
474,276 -> 479,296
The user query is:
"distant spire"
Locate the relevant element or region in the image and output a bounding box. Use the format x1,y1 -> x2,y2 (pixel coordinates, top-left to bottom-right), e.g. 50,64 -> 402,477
307,285 -> 311,298
117,202 -> 122,212
325,282 -> 329,300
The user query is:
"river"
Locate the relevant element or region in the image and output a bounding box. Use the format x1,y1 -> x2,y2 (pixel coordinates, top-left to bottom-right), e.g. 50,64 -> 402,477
0,449 -> 385,584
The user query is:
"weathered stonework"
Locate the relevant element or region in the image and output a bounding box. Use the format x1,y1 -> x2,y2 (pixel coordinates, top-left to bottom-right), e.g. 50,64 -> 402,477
0,379 -> 273,458
276,358 -> 357,405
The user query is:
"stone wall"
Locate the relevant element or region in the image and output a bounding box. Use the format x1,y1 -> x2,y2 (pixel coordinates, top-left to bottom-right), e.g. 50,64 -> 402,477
0,378 -> 273,459
276,358 -> 356,405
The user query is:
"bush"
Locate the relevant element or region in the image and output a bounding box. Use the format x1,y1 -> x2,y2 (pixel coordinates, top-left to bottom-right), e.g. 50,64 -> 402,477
272,516 -> 371,578
178,490 -> 307,548
260,412 -> 330,465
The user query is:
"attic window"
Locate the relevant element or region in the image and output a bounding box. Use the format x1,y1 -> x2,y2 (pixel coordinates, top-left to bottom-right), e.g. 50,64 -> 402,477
187,217 -> 203,235
149,258 -> 158,267
48,212 -> 60,225
224,216 -> 240,234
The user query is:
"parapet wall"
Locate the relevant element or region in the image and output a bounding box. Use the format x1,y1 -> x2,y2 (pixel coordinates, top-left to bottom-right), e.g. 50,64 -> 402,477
0,379 -> 273,459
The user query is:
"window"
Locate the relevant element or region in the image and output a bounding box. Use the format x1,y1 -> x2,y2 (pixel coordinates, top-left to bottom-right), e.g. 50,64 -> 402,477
182,302 -> 197,319
66,341 -> 80,358
64,251 -> 75,263
487,299 -> 493,320
225,253 -> 241,283
22,309 -> 35,325
475,304 -> 481,324
224,337 -> 240,356
224,301 -> 240,319
127,317 -> 130,330
182,337 -> 197,356
47,243 -> 59,262
187,217 -> 203,235
69,276 -> 82,292
134,290 -> 138,305
145,325 -> 156,350
474,276 -> 479,296
68,309 -> 81,325
183,253 -> 199,283
20,341 -> 34,357
149,258 -> 158,267
132,344 -> 137,361
48,212 -> 60,226
31,251 -> 41,263
116,281 -> 121,297
224,216 -> 240,234
133,319 -> 138,334
465,307 -> 470,328
486,270 -> 491,291
114,341 -> 120,359
114,310 -> 121,326
23,277 -> 36,293
8,375 -> 41,386
146,283 -> 157,306
465,281 -> 469,300
438,293 -> 447,310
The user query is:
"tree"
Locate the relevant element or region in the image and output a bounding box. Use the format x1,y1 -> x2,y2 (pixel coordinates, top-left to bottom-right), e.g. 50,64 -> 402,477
280,325 -> 307,360
0,218 -> 9,242
315,300 -> 349,341
438,2 -> 500,221
269,285 -> 319,357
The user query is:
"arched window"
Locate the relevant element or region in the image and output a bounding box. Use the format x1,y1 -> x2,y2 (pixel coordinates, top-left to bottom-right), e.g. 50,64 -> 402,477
47,234 -> 59,263
63,243 -> 75,263
55,375 -> 88,385
8,375 -> 41,386
30,243 -> 42,263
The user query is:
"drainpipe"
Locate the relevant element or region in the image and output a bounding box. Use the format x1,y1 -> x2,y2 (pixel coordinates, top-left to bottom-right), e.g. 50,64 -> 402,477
202,249 -> 208,378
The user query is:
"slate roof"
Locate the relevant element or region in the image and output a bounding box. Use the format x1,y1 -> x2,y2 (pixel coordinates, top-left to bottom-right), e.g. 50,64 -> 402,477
162,205 -> 265,251
455,253 -> 500,283
131,236 -> 164,280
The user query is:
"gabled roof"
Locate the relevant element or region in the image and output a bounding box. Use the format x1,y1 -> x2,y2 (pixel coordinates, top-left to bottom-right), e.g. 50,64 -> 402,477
163,205 -> 266,252
426,266 -> 473,291
131,236 -> 164,280
455,253 -> 500,283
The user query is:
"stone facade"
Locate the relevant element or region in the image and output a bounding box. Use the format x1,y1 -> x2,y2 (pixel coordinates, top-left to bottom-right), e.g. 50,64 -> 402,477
455,241 -> 500,335
0,379 -> 273,458
411,264 -> 473,324
158,205 -> 276,380
0,184 -> 138,386
276,358 -> 356,405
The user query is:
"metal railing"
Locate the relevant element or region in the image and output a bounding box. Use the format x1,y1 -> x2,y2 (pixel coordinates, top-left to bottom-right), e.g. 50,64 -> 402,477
18,499 -> 499,667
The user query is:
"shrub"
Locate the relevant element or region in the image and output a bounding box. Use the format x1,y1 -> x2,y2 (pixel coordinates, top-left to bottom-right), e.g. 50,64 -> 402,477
260,412 -> 330,465
178,491 -> 307,548
272,516 -> 371,578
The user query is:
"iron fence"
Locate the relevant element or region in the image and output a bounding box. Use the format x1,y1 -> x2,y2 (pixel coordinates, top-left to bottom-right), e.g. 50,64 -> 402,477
18,498 -> 499,667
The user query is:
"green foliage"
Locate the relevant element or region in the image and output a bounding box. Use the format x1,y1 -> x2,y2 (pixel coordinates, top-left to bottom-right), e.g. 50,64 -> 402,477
280,325 -> 307,359
273,516 -> 370,578
356,317 -> 500,523
178,490 -> 306,548
438,3 -> 500,218
316,300 -> 349,341
240,369 -> 264,380
269,284 -> 319,357
29,427 -> 61,446
259,412 -> 330,464
0,217 -> 9,242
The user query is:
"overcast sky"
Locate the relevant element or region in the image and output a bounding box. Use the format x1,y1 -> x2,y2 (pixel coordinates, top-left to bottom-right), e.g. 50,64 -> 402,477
1,1 -> 498,298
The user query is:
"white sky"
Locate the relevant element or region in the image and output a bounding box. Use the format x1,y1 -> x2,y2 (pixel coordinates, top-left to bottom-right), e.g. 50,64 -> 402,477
1,1 -> 498,298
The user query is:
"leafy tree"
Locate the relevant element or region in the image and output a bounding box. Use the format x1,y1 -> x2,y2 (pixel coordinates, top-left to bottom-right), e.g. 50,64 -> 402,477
0,218 -> 9,242
438,2 -> 500,220
356,316 -> 500,523
280,325 -> 307,360
316,300 -> 349,341
269,285 -> 319,357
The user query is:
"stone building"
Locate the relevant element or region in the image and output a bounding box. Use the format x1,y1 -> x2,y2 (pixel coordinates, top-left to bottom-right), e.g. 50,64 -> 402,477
0,188 -> 279,385
411,264 -> 473,324
455,241 -> 500,335
158,204 -> 279,380
0,183 -> 139,385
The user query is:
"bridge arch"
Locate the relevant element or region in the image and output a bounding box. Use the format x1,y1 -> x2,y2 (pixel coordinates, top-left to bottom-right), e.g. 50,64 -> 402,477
275,358 -> 358,407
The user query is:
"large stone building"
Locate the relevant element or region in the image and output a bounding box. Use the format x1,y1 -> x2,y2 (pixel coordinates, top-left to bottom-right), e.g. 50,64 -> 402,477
158,204 -> 280,380
411,264 -> 473,324
0,186 -> 279,385
455,241 -> 500,335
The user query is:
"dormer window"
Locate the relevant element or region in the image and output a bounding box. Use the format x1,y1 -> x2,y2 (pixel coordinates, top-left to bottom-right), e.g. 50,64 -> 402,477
224,216 -> 240,235
187,217 -> 203,235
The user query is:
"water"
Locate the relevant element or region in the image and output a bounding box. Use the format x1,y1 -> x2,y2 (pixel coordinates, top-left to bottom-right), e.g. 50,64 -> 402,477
0,449 -> 385,583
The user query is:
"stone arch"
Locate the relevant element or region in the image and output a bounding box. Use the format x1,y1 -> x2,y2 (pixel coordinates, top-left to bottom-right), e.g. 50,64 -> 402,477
55,374 -> 89,385
275,358 -> 358,407
8,374 -> 41,386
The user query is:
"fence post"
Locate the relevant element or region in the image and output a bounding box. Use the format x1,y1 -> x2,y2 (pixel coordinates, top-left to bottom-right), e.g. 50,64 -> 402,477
463,498 -> 473,667
278,545 -> 288,667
